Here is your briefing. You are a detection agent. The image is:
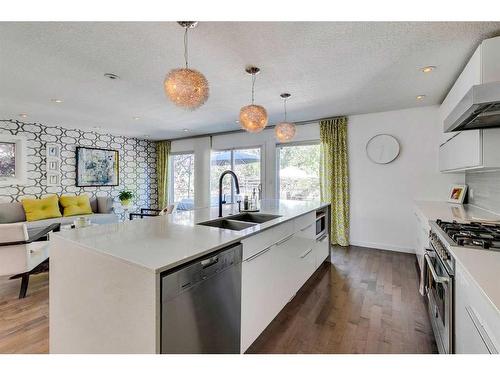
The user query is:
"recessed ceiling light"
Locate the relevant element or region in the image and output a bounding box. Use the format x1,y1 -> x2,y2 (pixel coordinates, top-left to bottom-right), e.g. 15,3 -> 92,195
18,113 -> 28,118
421,66 -> 436,73
416,95 -> 426,100
235,120 -> 240,124
183,129 -> 189,132
104,73 -> 120,80
132,116 -> 141,120
51,98 -> 63,103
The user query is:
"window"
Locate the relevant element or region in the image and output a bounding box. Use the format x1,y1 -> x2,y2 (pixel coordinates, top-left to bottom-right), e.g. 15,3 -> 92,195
278,143 -> 320,201
170,153 -> 195,210
210,148 -> 261,205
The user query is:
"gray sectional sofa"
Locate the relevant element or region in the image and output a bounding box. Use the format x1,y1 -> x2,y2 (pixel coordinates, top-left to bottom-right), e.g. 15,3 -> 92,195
0,196 -> 119,231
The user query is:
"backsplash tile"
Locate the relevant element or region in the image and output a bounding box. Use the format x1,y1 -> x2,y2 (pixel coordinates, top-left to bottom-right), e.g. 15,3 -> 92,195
0,119 -> 158,209
466,170 -> 500,214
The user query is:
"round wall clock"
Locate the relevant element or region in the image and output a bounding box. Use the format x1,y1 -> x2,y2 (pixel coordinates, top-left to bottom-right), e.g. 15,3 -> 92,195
366,134 -> 400,164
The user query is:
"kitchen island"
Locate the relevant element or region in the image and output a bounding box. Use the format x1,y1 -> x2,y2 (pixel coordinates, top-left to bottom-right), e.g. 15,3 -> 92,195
49,200 -> 330,354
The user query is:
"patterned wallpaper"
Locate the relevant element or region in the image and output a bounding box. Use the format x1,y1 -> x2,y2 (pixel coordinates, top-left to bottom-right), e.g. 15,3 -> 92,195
0,119 -> 158,210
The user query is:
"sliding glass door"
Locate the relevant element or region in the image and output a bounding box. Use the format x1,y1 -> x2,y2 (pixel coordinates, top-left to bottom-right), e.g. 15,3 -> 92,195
210,148 -> 261,206
277,142 -> 320,201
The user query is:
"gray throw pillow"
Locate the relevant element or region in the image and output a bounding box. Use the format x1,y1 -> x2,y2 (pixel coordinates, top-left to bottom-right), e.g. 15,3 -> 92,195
0,202 -> 27,223
97,196 -> 114,214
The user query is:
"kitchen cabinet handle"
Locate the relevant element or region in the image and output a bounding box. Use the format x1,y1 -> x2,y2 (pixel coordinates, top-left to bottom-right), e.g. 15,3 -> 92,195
317,234 -> 328,242
424,253 -> 449,284
300,248 -> 313,259
275,234 -> 294,247
245,246 -> 273,262
465,305 -> 499,354
300,224 -> 313,232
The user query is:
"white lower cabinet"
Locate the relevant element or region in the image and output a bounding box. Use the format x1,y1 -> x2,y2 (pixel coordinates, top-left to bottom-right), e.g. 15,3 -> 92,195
455,263 -> 500,354
314,234 -> 330,268
240,243 -> 280,352
240,213 -> 328,352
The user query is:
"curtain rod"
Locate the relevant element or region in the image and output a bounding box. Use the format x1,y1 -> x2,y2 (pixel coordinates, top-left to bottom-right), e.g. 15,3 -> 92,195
166,115 -> 345,142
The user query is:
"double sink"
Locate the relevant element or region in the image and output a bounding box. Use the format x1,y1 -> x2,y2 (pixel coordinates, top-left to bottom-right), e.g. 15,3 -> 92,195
198,213 -> 282,231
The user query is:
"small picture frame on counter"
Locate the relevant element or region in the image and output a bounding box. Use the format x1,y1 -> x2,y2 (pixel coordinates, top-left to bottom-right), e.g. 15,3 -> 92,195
448,184 -> 467,204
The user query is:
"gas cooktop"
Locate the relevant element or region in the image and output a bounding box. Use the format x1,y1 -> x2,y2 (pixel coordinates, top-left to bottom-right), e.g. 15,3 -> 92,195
436,219 -> 500,251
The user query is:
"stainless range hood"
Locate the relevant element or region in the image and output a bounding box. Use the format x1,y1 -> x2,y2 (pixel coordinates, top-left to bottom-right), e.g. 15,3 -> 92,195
444,81 -> 500,132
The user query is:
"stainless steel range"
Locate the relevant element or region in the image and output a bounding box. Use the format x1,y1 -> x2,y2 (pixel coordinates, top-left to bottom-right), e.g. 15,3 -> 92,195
426,219 -> 500,354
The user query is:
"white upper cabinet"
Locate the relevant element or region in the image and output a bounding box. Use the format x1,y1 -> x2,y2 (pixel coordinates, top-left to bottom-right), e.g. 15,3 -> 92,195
439,36 -> 500,173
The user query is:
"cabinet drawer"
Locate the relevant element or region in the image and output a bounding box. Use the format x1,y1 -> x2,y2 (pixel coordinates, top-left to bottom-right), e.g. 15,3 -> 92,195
315,234 -> 330,267
455,264 -> 500,353
294,212 -> 316,232
241,220 -> 294,261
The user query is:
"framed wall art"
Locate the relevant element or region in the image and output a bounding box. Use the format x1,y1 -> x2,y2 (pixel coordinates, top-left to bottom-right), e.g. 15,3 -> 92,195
46,143 -> 60,159
76,147 -> 119,187
0,134 -> 27,186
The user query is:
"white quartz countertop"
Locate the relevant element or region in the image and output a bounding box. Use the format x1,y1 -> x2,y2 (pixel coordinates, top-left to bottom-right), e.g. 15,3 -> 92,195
52,200 -> 329,274
415,200 -> 500,315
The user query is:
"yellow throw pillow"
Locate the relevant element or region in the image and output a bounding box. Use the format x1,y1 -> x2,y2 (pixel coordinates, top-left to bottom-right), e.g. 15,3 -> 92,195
59,195 -> 93,217
22,195 -> 62,222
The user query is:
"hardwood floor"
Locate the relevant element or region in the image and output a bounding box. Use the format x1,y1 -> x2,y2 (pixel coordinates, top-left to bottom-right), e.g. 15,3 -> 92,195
0,246 -> 437,354
247,245 -> 438,354
0,273 -> 49,354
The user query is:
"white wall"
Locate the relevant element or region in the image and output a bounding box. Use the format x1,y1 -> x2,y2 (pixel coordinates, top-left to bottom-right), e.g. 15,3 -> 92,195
170,105 -> 462,253
348,105 -> 464,253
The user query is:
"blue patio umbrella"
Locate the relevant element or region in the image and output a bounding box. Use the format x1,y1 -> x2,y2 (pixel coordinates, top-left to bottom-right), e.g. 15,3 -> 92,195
211,151 -> 259,166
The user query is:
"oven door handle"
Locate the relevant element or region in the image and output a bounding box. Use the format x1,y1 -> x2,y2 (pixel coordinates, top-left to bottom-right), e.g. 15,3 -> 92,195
424,253 -> 449,284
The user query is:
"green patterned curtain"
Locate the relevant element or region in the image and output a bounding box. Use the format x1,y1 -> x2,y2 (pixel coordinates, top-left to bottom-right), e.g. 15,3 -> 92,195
319,117 -> 349,246
156,140 -> 171,209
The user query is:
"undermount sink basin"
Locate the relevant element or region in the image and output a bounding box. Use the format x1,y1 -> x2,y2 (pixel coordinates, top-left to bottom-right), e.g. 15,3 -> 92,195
198,218 -> 257,231
226,213 -> 282,224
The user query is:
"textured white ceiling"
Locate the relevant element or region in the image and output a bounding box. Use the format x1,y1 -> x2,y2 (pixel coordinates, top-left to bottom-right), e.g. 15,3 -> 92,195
1,22 -> 500,139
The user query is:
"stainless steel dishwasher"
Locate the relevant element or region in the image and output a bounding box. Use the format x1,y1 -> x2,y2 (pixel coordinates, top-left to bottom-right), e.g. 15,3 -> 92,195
161,243 -> 242,354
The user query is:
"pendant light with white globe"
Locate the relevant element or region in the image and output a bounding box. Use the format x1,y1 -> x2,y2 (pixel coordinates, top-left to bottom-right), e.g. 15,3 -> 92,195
239,66 -> 268,133
275,93 -> 296,142
164,22 -> 209,110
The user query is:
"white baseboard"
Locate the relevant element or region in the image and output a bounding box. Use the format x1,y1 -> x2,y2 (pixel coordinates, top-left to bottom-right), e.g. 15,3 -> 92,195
348,240 -> 416,254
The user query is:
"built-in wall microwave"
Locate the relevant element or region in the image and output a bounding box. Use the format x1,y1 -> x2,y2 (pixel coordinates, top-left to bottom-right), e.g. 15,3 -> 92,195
316,209 -> 327,239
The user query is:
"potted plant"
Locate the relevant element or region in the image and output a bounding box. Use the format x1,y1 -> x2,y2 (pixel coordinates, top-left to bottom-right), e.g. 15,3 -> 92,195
118,190 -> 134,207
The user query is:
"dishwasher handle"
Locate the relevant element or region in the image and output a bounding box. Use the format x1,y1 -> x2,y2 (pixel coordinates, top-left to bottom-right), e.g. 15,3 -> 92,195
201,256 -> 219,269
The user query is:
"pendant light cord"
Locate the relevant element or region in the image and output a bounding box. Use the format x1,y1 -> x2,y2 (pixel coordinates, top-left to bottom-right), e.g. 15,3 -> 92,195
284,97 -> 287,121
251,73 -> 256,104
184,27 -> 189,69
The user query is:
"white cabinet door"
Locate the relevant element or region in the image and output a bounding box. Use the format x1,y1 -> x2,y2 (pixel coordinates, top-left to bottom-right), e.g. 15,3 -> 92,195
294,221 -> 316,285
315,234 -> 330,268
439,130 -> 482,172
273,233 -> 301,305
455,264 -> 500,354
456,305 -> 491,354
240,244 -> 279,352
